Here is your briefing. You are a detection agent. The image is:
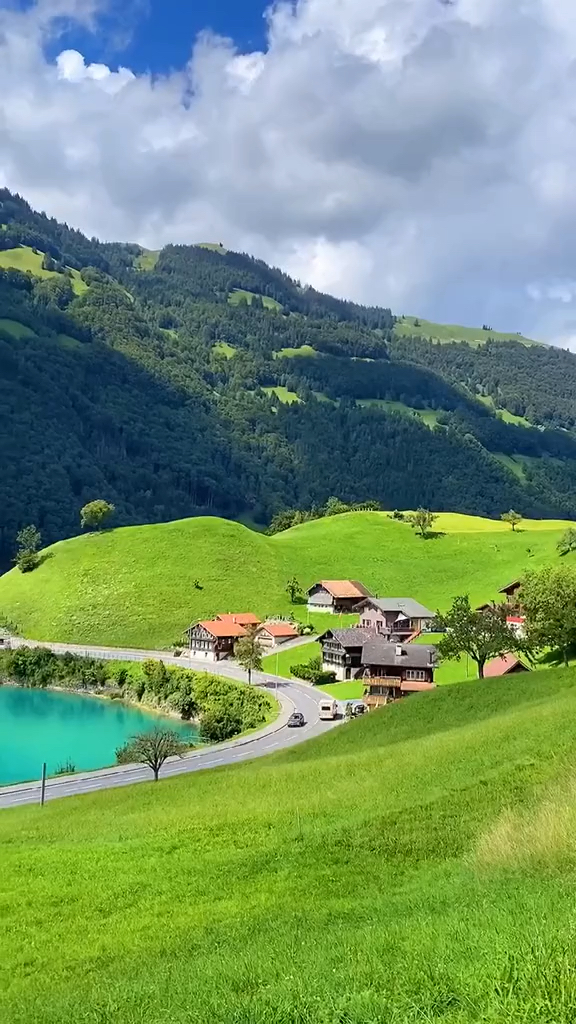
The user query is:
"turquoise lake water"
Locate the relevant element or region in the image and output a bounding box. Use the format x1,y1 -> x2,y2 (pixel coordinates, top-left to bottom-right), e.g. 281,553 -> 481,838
0,686 -> 198,784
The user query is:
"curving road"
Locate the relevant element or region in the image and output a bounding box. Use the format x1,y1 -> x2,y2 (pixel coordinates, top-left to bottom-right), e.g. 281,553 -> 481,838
0,640 -> 341,809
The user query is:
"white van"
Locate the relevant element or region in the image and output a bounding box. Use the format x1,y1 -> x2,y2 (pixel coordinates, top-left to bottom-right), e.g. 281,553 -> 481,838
319,699 -> 338,721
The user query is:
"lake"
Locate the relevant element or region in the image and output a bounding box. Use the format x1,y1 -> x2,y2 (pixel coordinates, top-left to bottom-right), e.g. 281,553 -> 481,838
0,686 -> 198,784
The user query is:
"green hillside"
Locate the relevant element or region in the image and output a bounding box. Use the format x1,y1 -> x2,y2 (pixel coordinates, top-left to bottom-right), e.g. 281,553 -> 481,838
3,668 -> 576,1022
395,315 -> 538,347
0,511 -> 572,648
0,245 -> 87,294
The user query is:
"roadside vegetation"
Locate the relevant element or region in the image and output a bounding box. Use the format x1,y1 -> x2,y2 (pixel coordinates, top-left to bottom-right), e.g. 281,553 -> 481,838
0,647 -> 276,739
3,668 -> 576,1022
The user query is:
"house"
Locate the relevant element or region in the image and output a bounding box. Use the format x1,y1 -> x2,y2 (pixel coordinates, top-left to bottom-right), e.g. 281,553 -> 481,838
317,628 -> 437,693
354,597 -> 436,638
307,580 -> 373,614
317,627 -> 376,679
216,613 -> 262,627
185,619 -> 247,661
256,622 -> 300,649
484,654 -> 529,677
499,579 -> 523,602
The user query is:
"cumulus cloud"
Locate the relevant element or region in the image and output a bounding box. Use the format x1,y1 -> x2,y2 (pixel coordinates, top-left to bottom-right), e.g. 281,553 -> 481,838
2,0 -> 576,339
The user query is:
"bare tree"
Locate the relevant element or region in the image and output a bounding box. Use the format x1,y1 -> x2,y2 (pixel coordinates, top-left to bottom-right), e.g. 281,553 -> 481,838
116,728 -> 192,781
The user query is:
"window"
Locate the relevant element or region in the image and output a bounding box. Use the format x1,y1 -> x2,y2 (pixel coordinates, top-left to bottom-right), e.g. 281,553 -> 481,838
406,669 -> 426,681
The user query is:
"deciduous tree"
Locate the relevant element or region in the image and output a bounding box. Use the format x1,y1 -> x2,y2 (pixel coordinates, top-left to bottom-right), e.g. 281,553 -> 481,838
15,524 -> 41,573
521,566 -> 576,667
437,595 -> 529,678
80,499 -> 115,531
501,509 -> 522,532
407,508 -> 437,538
115,728 -> 190,781
557,528 -> 576,557
234,626 -> 264,685
286,577 -> 302,603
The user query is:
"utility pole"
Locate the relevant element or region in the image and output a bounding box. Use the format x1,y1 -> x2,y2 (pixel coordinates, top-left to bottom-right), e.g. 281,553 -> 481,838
40,762 -> 47,807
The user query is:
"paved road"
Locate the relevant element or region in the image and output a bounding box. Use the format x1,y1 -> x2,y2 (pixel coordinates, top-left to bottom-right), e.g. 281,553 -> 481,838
0,640 -> 340,809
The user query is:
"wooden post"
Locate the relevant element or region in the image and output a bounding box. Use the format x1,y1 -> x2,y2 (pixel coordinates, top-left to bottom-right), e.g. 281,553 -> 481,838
40,762 -> 47,807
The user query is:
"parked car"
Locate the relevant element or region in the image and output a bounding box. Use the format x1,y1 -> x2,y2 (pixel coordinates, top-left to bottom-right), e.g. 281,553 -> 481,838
352,702 -> 367,717
287,711 -> 305,728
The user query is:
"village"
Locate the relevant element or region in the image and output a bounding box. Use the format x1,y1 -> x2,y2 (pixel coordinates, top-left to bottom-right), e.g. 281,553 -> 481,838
185,578 -> 529,710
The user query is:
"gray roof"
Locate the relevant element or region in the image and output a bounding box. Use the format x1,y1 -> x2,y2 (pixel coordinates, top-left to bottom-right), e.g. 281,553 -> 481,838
356,597 -> 436,619
319,627 -> 375,648
361,639 -> 437,668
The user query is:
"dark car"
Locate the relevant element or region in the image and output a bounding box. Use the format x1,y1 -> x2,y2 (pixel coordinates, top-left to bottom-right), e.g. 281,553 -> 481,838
287,711 -> 305,728
352,702 -> 367,717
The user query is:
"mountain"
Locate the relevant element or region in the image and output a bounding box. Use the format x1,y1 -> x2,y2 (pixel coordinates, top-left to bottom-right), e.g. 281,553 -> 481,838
3,187 -> 576,565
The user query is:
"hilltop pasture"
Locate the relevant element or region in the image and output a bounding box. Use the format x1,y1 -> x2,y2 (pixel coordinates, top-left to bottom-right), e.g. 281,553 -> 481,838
0,511 -> 572,648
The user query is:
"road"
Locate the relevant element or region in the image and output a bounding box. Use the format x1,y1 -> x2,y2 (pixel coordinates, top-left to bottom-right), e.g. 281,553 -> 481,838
0,639 -> 340,809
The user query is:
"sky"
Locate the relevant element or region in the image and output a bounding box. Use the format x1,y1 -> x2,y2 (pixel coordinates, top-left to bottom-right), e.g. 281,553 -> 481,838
2,0 -> 576,344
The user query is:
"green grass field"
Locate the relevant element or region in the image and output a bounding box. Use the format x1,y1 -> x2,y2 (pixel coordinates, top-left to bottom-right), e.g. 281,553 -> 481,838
195,242 -> 227,254
0,511 -> 573,649
0,246 -> 87,295
228,288 -> 282,311
212,341 -> 236,358
357,398 -> 443,428
262,385 -> 302,404
395,315 -> 538,347
273,344 -> 317,358
3,667 -> 576,1022
135,249 -> 160,270
0,318 -> 36,339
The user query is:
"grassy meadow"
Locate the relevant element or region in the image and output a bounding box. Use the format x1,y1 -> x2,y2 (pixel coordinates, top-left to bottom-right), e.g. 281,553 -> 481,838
0,511 -> 573,648
0,245 -> 87,295
394,315 -> 538,347
3,668 -> 576,1021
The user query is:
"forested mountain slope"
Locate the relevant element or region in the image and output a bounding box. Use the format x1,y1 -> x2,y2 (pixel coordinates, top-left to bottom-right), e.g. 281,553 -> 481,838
3,187 -> 576,565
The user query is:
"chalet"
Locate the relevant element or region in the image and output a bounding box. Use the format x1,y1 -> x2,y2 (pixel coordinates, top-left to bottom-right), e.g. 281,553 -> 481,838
499,579 -> 523,603
354,597 -> 435,638
362,639 -> 436,708
185,619 -> 247,661
216,613 -> 262,627
318,627 -> 376,679
484,654 -> 529,677
307,580 -> 373,615
256,622 -> 300,649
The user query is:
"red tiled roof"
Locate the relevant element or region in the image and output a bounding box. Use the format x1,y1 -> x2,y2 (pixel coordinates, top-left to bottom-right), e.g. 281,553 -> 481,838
216,613 -> 261,626
259,623 -> 300,638
506,615 -> 525,624
199,619 -> 247,638
318,580 -> 372,599
484,654 -> 527,677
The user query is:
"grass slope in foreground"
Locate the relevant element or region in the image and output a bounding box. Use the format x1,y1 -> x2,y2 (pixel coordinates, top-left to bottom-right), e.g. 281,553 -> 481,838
3,669 -> 576,1022
0,512 -> 573,648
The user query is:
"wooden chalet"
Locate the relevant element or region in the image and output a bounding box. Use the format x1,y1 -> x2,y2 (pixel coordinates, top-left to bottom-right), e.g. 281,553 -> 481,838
318,628 -> 437,696
354,597 -> 435,639
307,580 -> 373,615
256,622 -> 300,649
185,618 -> 249,661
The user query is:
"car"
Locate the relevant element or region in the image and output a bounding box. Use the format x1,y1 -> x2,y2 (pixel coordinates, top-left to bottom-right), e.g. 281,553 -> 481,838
352,702 -> 367,717
287,711 -> 305,728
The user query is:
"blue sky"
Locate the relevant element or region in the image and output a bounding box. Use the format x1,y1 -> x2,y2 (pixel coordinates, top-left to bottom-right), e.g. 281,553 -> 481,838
48,0 -> 270,72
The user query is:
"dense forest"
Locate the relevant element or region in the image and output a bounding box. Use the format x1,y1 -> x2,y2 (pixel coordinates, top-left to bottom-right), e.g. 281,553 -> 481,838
2,187 -> 576,567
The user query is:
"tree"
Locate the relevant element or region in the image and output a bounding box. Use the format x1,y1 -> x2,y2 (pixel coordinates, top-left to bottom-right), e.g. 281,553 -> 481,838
115,728 -> 190,781
80,499 -> 115,531
437,595 -> 529,679
557,528 -> 576,556
286,577 -> 302,603
407,508 -> 437,538
234,626 -> 264,685
501,509 -> 522,532
200,706 -> 243,743
15,524 -> 42,573
521,566 -> 576,667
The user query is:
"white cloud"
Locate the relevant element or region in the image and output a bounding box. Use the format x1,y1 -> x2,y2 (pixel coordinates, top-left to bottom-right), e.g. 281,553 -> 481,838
2,0 -> 576,339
